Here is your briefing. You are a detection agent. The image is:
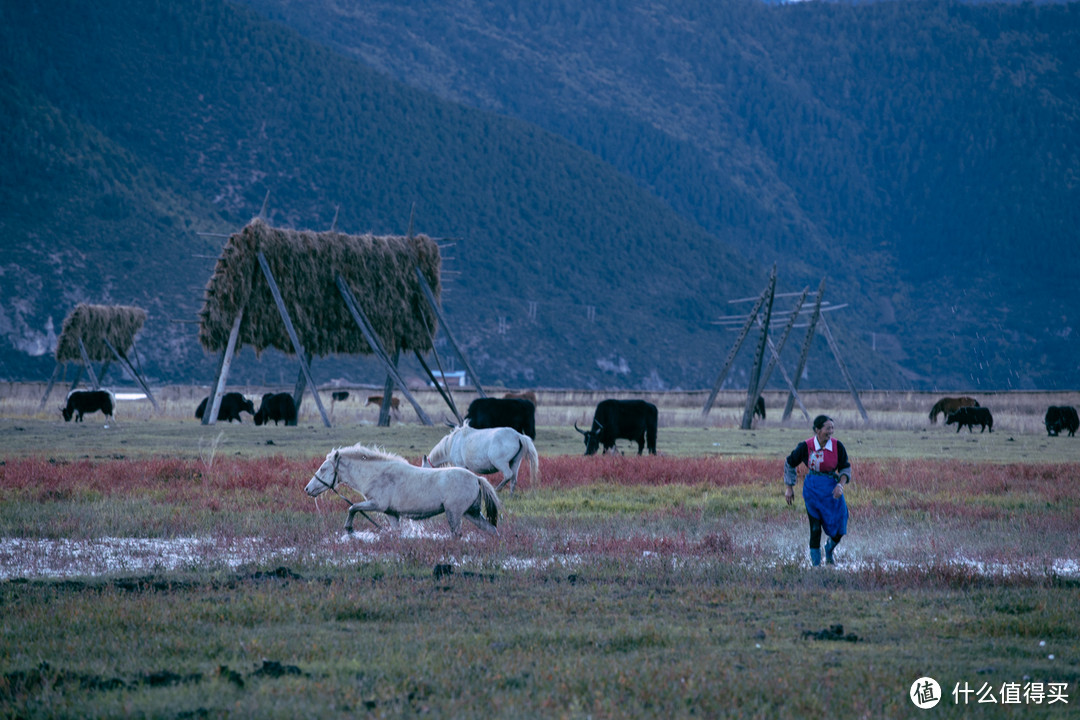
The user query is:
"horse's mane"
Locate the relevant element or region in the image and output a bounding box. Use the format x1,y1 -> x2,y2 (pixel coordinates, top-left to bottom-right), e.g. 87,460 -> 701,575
337,443 -> 408,464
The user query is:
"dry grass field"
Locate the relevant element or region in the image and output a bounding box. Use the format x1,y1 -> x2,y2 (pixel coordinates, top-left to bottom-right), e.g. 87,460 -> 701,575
3,382 -> 1077,464
7,381 -> 1077,431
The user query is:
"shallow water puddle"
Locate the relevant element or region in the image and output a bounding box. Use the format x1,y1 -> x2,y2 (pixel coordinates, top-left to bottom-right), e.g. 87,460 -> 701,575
1,533 -> 1076,580
0,536 -> 291,579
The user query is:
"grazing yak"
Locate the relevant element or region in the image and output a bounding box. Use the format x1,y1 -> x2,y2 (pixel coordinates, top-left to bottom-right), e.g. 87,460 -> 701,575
62,389 -> 116,423
254,392 -> 297,426
195,392 -> 255,423
465,397 -> 536,439
575,399 -> 658,456
1045,406 -> 1079,437
929,396 -> 979,424
754,396 -> 765,420
945,406 -> 994,433
331,391 -> 350,402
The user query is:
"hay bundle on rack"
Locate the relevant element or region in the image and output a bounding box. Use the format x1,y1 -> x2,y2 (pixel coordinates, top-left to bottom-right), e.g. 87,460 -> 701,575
55,304 -> 147,363
198,218 -> 441,357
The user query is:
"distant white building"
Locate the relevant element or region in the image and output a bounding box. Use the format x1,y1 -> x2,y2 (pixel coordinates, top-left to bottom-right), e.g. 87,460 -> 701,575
429,370 -> 467,388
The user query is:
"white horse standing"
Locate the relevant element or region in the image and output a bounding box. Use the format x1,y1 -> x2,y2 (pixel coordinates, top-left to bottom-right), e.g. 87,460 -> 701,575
305,444 -> 502,536
425,422 -> 540,495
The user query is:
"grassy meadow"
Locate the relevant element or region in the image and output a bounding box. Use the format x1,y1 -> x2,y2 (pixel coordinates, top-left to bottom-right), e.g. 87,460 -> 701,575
1,383 -> 1078,718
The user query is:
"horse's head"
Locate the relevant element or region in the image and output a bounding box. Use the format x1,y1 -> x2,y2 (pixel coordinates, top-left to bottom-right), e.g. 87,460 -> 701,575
426,431 -> 454,467
305,451 -> 339,497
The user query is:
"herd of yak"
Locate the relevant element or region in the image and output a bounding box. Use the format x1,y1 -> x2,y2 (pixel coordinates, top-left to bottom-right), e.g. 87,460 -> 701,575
59,388 -> 1080,441
927,395 -> 1078,436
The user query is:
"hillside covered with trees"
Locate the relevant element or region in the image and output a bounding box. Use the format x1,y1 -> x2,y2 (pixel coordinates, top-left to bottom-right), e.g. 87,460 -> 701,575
240,0 -> 1080,390
1,0 -> 1077,392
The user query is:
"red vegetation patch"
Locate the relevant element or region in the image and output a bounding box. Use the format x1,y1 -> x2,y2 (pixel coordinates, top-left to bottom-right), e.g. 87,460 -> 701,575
0,456 -> 319,511
2,455 -> 1076,511
535,455 -> 1079,495
537,455 -> 774,489
849,459 -> 1078,502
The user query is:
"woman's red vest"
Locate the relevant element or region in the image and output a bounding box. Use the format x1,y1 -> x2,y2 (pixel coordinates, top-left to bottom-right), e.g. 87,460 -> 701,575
806,436 -> 840,475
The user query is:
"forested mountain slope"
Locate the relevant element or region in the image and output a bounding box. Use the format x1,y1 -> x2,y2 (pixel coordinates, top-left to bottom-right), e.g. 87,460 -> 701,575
1,0 -> 795,390
2,0 -> 1076,391
239,0 -> 1080,390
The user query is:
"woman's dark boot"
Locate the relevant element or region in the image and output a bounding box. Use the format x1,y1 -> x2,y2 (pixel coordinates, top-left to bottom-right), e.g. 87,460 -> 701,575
824,538 -> 837,565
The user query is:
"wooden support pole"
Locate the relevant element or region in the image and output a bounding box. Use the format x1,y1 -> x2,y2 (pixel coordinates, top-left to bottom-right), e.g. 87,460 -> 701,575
756,287 -> 808,395
414,349 -> 462,424
335,274 -> 433,425
77,337 -> 100,390
378,349 -> 400,427
783,280 -> 826,422
292,352 -> 310,415
413,290 -> 462,423
38,363 -> 63,412
414,267 -> 486,398
755,314 -> 811,423
741,266 -> 776,430
257,251 -> 331,428
69,365 -> 83,393
819,313 -> 870,423
102,337 -> 160,410
204,308 -> 244,425
702,288 -> 768,416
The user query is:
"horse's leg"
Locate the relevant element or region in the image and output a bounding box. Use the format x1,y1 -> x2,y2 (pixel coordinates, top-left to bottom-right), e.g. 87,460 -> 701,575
446,509 -> 462,537
493,457 -> 516,494
464,510 -> 498,536
507,454 -> 524,494
345,499 -> 383,533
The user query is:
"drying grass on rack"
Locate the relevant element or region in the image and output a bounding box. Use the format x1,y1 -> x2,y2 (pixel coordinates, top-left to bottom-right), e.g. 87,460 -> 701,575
54,304 -> 146,363
198,218 -> 442,358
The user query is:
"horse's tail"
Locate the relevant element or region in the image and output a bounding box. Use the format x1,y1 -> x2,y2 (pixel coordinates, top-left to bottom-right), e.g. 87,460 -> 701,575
477,476 -> 503,528
520,434 -> 540,487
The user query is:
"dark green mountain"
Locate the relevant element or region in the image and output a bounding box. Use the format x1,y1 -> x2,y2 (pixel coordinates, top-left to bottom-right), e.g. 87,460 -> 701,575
0,0 -> 776,391
237,0 -> 1080,391
1,0 -> 1076,394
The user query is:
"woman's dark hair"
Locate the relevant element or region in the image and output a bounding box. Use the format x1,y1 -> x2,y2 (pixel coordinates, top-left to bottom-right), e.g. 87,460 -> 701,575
813,414 -> 833,431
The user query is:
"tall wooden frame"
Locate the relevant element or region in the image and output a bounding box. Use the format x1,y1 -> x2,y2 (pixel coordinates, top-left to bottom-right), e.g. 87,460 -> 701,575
708,274 -> 868,427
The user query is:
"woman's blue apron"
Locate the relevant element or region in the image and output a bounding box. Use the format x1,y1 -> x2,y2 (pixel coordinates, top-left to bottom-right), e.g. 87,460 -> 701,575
803,472 -> 848,538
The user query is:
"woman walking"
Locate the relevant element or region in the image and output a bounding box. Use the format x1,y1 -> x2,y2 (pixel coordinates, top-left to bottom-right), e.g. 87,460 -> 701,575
783,415 -> 852,566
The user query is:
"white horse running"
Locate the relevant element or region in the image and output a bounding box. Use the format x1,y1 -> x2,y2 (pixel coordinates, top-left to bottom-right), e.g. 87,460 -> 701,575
305,444 -> 502,537
425,421 -> 540,495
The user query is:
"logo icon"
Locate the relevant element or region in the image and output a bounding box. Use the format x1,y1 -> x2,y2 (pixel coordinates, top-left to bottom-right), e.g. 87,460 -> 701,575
910,677 -> 942,709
